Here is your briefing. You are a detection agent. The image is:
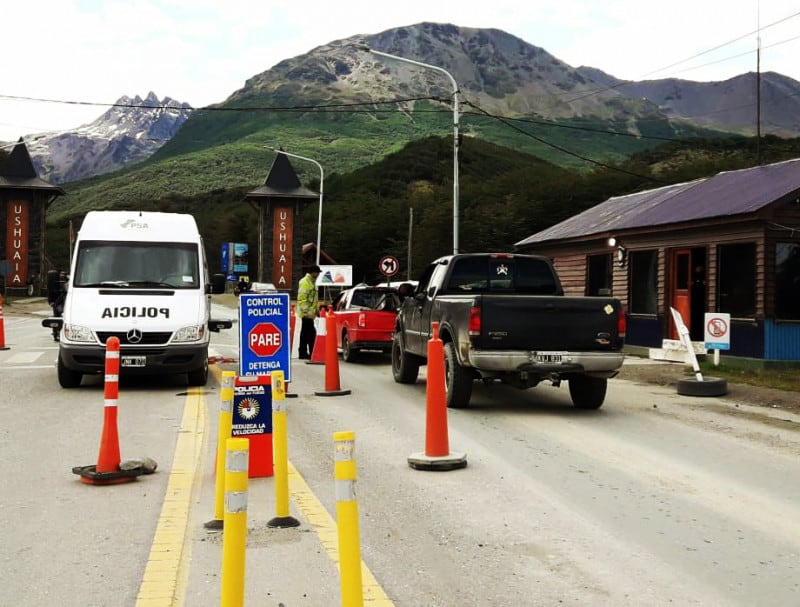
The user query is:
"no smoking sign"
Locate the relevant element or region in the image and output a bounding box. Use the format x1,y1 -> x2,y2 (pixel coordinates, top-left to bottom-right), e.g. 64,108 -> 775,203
704,312 -> 731,350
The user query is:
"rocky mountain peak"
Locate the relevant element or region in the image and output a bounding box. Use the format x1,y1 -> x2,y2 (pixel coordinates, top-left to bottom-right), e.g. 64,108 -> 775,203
26,93 -> 192,184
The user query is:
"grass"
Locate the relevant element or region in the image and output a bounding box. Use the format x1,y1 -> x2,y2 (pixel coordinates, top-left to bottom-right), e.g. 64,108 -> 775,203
697,360 -> 799,392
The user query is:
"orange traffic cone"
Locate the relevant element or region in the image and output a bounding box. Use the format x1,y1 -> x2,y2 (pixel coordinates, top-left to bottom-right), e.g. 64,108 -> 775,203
72,337 -> 143,485
314,311 -> 351,397
307,307 -> 327,365
0,295 -> 9,351
407,322 -> 467,471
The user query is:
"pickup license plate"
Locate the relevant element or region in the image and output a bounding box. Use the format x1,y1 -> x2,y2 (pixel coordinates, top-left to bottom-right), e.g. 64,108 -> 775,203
121,355 -> 147,368
535,352 -> 564,364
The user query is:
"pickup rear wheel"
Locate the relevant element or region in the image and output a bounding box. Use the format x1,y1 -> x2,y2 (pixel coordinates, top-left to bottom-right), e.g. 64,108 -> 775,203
391,333 -> 419,384
568,376 -> 607,409
444,341 -> 473,408
342,332 -> 358,362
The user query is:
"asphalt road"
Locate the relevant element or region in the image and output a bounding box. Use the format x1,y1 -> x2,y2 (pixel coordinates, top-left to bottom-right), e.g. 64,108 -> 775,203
1,301 -> 799,606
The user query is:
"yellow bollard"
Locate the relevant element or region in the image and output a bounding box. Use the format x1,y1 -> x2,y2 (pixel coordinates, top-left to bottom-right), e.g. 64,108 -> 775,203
221,437 -> 249,607
268,371 -> 300,528
334,431 -> 363,607
205,370 -> 235,529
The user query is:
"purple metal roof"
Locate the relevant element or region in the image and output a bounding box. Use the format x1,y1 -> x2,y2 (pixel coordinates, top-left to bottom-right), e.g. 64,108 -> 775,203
516,158 -> 800,246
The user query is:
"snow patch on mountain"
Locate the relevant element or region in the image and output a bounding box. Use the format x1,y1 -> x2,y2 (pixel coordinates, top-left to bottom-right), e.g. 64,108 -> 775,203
25,92 -> 191,183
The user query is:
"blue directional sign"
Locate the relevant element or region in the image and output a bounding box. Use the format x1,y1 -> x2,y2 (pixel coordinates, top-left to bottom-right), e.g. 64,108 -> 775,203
238,292 -> 291,382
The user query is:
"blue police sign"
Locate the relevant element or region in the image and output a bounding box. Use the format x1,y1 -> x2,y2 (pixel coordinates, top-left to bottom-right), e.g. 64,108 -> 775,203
239,292 -> 291,381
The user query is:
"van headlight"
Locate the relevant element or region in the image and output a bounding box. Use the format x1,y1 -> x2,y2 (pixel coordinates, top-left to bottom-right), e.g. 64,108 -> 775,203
63,324 -> 94,343
173,325 -> 205,342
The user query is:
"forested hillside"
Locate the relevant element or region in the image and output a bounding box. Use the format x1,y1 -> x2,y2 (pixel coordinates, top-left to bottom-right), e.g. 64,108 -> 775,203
31,134 -> 800,284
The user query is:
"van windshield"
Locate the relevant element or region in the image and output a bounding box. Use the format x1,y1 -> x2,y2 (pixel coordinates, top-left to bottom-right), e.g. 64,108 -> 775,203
73,241 -> 200,289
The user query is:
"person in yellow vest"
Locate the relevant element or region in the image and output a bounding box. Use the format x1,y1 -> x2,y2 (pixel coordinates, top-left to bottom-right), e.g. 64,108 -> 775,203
297,265 -> 321,359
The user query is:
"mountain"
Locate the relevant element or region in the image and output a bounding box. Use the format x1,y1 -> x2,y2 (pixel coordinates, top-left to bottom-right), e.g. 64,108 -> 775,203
578,68 -> 800,137
232,23 -> 666,130
29,22 -> 800,217
18,24 -> 800,188
25,92 -> 191,183
225,22 -> 800,137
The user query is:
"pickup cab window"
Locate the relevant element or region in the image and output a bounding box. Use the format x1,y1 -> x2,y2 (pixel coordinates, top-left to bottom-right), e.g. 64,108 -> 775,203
443,256 -> 560,295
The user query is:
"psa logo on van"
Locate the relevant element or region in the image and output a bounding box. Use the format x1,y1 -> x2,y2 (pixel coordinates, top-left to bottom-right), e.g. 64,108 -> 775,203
102,306 -> 170,319
119,219 -> 149,229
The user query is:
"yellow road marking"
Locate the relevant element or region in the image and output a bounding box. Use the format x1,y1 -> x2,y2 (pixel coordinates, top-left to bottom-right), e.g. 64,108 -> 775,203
289,461 -> 395,605
135,388 -> 206,606
135,366 -> 394,605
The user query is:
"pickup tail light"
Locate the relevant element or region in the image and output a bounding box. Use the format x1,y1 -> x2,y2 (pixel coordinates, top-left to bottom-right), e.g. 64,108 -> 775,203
468,305 -> 481,336
618,308 -> 627,339
358,313 -> 367,328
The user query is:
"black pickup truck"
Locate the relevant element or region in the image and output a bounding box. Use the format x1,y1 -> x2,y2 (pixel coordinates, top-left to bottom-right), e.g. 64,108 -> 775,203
391,253 -> 626,409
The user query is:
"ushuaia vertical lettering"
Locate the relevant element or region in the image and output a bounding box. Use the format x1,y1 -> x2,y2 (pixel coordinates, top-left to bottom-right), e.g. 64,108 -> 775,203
6,200 -> 29,286
272,205 -> 294,290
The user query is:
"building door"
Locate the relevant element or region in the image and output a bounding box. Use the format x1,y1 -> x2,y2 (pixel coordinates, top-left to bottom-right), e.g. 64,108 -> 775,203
669,249 -> 692,340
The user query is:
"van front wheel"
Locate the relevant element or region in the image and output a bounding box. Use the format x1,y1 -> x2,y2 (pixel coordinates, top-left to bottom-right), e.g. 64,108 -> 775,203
187,360 -> 209,386
57,355 -> 82,388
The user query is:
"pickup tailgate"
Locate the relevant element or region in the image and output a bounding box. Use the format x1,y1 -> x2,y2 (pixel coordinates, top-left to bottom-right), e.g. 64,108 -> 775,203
473,295 -> 623,351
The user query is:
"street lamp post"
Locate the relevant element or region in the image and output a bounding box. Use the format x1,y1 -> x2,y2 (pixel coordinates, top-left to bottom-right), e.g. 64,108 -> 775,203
265,147 -> 324,266
358,45 -> 460,254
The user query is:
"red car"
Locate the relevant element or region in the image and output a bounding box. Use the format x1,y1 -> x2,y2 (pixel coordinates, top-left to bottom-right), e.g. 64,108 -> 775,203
331,284 -> 401,362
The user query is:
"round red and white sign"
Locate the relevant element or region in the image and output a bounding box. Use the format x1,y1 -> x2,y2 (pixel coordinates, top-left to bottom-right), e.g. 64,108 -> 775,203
379,255 -> 399,277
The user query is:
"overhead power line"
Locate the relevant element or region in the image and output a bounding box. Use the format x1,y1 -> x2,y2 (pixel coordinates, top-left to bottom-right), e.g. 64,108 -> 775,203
641,10 -> 800,79
463,100 -> 664,184
564,10 -> 800,104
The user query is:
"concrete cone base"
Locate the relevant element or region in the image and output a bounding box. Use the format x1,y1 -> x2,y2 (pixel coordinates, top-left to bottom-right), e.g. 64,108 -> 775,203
407,451 -> 468,471
72,464 -> 143,485
314,389 -> 352,397
267,516 -> 301,528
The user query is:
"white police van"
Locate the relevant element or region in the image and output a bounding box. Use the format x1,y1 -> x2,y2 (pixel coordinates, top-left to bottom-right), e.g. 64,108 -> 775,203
43,211 -> 232,388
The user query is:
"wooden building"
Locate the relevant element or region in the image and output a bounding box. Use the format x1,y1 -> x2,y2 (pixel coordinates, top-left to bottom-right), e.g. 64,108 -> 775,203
245,152 -> 319,292
515,158 -> 800,363
0,140 -> 64,296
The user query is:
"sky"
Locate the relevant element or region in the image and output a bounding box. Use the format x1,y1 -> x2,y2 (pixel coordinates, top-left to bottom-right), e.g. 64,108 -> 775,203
2,0 -> 799,143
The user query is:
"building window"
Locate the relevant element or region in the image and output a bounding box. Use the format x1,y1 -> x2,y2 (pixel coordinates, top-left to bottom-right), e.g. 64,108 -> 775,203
775,242 -> 800,320
586,254 -> 612,296
718,243 -> 756,317
629,250 -> 657,314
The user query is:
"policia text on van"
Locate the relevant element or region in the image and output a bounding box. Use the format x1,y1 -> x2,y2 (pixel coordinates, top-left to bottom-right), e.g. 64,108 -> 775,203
42,211 -> 232,388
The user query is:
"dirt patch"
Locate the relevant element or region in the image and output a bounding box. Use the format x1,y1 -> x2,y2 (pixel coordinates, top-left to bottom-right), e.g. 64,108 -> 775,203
617,361 -> 800,414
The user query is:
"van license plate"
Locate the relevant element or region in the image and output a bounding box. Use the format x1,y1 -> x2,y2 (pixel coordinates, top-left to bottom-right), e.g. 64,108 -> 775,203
535,352 -> 563,363
121,355 -> 147,368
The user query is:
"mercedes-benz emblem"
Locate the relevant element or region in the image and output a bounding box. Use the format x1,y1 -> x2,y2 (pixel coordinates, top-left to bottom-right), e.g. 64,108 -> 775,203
126,328 -> 143,344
